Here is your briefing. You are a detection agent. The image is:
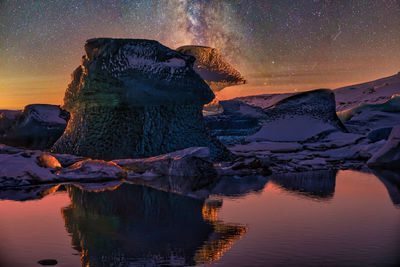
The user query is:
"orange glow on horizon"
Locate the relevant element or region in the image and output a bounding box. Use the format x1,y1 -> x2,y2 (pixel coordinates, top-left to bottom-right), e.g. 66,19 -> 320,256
2,69 -> 399,110
0,74 -> 69,110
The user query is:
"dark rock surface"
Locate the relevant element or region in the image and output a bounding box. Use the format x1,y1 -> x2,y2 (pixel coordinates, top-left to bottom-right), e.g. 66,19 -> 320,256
52,38 -> 231,161
0,104 -> 69,150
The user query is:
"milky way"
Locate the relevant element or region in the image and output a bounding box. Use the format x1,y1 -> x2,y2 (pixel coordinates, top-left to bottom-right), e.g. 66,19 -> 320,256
1,0 -> 400,109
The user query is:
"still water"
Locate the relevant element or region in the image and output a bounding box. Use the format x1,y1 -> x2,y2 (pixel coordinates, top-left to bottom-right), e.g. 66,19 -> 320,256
0,170 -> 399,267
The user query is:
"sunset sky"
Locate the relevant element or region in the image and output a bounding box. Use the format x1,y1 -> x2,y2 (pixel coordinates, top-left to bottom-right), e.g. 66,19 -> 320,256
1,0 -> 400,109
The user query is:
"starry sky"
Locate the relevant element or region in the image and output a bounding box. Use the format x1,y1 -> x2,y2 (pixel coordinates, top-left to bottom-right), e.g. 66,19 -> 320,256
1,0 -> 400,109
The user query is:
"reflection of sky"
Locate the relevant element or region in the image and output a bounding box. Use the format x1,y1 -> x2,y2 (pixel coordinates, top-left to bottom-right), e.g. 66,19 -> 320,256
1,0 -> 400,108
217,170 -> 400,266
0,170 -> 399,266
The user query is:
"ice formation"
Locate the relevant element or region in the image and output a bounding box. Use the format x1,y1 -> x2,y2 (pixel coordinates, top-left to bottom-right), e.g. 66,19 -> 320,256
0,104 -> 69,149
52,38 -> 230,161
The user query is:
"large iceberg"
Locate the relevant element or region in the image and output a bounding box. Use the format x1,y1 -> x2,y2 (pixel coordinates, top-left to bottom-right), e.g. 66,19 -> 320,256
52,38 -> 231,161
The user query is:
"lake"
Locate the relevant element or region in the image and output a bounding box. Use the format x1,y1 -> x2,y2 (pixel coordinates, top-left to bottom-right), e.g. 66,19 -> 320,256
0,170 -> 399,266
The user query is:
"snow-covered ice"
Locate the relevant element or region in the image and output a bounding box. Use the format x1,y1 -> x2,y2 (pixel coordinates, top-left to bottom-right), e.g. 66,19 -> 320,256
367,125 -> 400,169
246,116 -> 337,142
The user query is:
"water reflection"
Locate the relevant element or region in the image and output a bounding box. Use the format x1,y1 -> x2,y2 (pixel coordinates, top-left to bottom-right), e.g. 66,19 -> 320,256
373,169 -> 400,206
210,176 -> 268,197
0,184 -> 61,201
1,169 -> 399,207
0,170 -> 399,266
61,183 -> 247,266
270,170 -> 337,200
128,175 -> 218,199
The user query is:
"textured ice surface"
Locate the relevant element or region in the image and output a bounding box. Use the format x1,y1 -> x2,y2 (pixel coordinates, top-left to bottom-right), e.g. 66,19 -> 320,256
57,160 -> 124,179
230,142 -> 303,153
338,95 -> 400,121
177,45 -> 246,116
26,104 -> 67,124
368,125 -> 400,169
235,93 -> 294,109
246,116 -> 337,142
337,96 -> 400,135
0,145 -> 218,188
335,72 -> 400,111
64,38 -> 214,110
246,89 -> 347,142
52,38 -> 231,161
205,100 -> 264,144
221,88 -> 392,172
176,45 -> 245,92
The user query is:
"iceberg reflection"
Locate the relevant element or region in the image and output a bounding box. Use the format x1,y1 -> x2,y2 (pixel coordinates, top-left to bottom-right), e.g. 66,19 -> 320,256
373,169 -> 400,206
270,170 -> 337,200
62,183 -> 247,266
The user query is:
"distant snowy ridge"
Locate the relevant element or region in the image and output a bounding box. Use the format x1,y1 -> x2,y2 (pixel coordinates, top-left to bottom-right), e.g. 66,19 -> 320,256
235,72 -> 400,111
0,110 -> 20,120
335,72 -> 400,111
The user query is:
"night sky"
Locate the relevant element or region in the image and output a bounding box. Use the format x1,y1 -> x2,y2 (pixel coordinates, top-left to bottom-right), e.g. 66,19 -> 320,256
1,0 -> 400,109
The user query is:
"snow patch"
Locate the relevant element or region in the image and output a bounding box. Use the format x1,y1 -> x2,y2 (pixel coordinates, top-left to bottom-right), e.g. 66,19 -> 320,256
368,125 -> 400,169
230,141 -> 303,153
246,115 -> 336,142
57,159 -> 123,179
29,105 -> 66,124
